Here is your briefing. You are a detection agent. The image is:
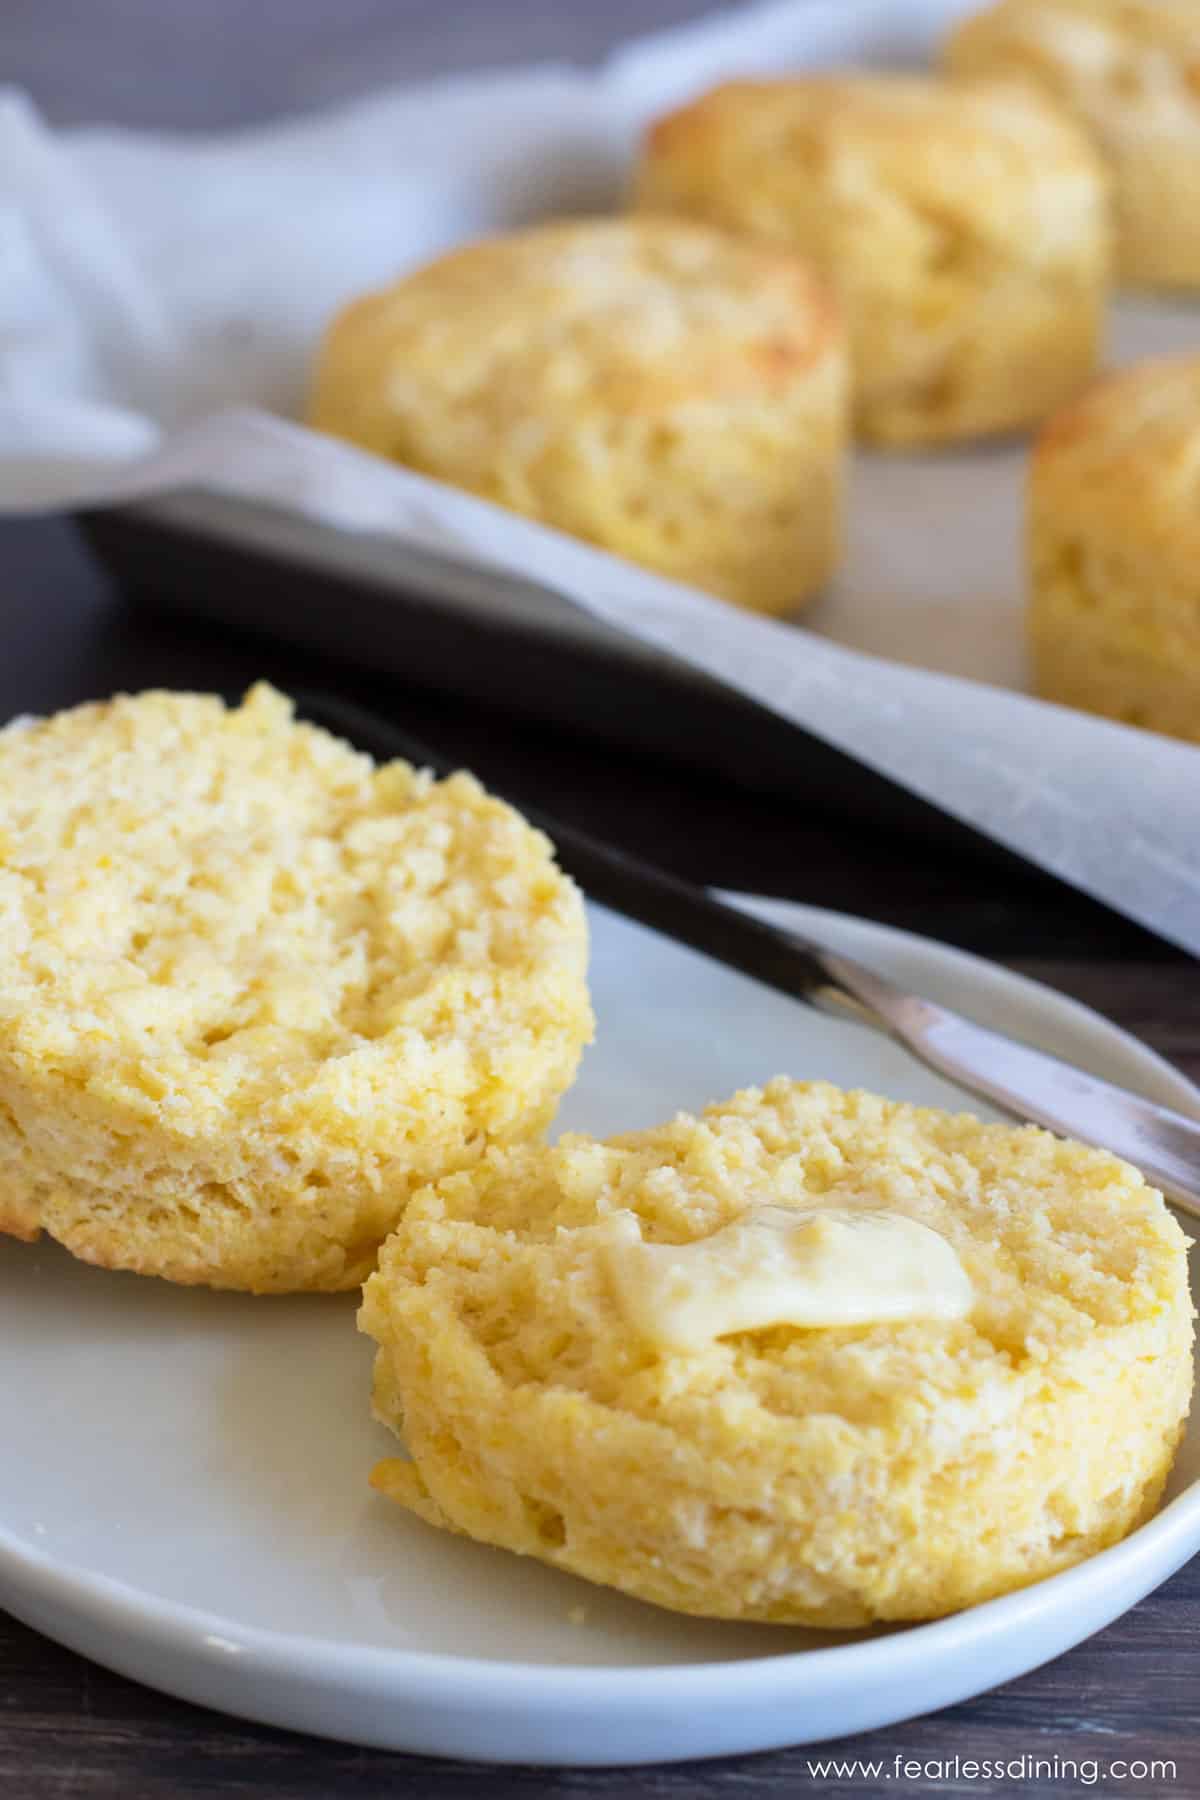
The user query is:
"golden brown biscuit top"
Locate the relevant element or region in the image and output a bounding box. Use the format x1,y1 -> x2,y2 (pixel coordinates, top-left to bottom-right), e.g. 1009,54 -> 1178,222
957,0 -> 1200,56
1034,352 -> 1200,540
947,1 -> 1200,119
641,74 -> 1104,262
313,217 -> 838,422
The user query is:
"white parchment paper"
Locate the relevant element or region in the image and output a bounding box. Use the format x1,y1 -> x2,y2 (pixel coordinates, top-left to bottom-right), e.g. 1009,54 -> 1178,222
2,0 -> 1199,952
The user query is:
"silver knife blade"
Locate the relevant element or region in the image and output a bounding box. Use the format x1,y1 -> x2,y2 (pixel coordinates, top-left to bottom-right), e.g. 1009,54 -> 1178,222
809,945 -> 1200,1222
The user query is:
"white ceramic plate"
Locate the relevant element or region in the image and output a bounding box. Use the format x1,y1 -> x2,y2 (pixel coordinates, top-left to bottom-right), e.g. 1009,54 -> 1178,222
1,900 -> 1197,1766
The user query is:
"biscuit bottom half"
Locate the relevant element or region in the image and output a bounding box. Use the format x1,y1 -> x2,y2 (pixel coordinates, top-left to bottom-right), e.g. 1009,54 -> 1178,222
359,1079 -> 1194,1627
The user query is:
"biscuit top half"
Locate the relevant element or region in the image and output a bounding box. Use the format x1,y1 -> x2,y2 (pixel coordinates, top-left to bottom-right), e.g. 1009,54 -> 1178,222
0,684 -> 589,1139
365,1078 -> 1192,1441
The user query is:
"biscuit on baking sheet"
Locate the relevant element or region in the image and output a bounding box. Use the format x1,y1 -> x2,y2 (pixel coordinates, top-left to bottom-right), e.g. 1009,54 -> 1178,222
360,1078 -> 1193,1627
633,75 -> 1109,447
1029,353 -> 1200,740
0,685 -> 592,1292
945,0 -> 1200,289
308,218 -> 847,617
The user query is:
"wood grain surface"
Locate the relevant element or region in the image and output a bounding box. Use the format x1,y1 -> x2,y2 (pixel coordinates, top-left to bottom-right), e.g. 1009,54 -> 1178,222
1,4 -> 1197,1795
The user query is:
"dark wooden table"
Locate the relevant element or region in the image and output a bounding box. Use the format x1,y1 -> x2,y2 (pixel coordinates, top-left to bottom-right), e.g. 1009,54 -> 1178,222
2,5 -> 1198,1796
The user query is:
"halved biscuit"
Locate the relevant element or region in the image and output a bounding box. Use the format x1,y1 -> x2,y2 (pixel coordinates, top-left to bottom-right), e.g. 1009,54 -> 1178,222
0,685 -> 592,1292
362,1079 -> 1192,1626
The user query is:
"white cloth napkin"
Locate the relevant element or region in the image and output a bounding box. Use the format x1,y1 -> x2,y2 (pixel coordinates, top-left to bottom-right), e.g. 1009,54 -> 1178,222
2,0 -> 1198,954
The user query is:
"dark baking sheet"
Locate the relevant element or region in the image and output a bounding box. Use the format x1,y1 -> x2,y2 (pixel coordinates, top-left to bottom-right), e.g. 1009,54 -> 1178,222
77,487 -> 1017,868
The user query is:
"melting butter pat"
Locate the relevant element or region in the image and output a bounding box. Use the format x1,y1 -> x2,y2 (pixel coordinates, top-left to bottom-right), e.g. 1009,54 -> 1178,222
602,1205 -> 972,1352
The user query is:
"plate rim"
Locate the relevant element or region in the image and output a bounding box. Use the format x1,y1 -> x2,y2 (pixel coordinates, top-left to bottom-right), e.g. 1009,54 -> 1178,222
2,1456 -> 1199,1697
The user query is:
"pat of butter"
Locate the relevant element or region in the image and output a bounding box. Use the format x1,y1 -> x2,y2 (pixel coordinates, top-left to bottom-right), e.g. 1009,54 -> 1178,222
602,1205 -> 972,1352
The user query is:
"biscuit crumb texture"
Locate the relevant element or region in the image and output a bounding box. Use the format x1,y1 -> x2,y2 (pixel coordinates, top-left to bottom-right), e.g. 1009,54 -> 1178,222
361,1079 -> 1193,1626
1029,352 -> 1200,740
0,685 -> 591,1291
309,217 -> 847,616
946,0 -> 1200,289
634,75 -> 1108,445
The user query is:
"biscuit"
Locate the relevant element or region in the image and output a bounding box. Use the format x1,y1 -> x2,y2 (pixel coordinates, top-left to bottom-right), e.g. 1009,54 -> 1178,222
360,1079 -> 1193,1627
945,0 -> 1200,289
0,686 -> 591,1292
309,218 -> 847,616
1029,353 -> 1200,739
633,75 -> 1109,446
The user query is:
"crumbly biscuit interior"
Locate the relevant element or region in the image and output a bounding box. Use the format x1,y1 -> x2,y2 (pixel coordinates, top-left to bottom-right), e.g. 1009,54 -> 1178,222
0,685 -> 591,1289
